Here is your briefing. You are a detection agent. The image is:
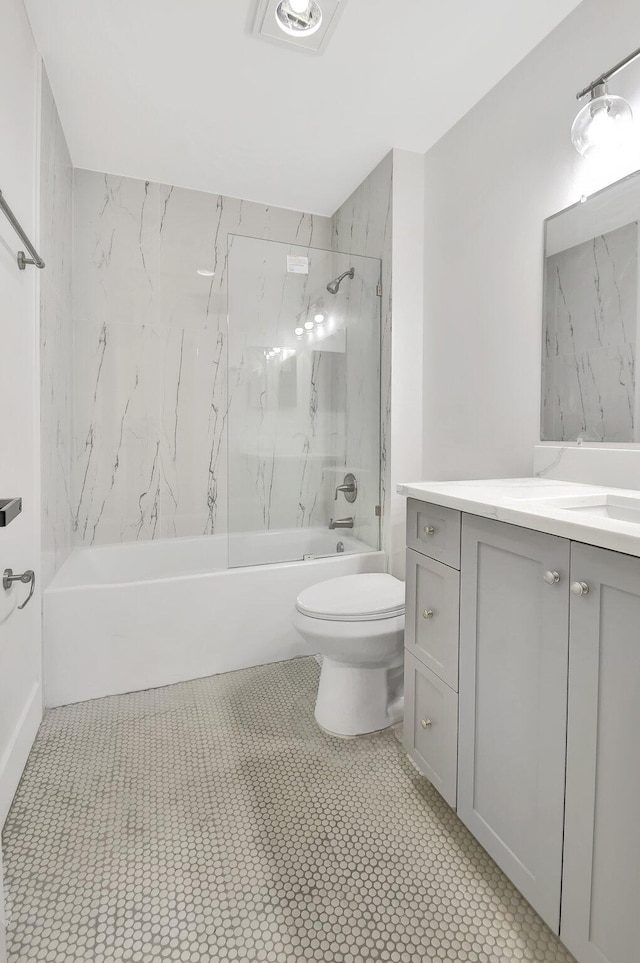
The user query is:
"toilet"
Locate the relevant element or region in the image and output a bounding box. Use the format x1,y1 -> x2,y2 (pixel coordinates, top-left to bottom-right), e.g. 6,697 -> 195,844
292,573 -> 405,737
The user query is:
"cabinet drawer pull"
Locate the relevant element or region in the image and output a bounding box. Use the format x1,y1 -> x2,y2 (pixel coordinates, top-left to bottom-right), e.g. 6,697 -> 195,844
543,571 -> 560,585
571,581 -> 590,597
423,525 -> 436,536
422,608 -> 434,619
421,718 -> 433,729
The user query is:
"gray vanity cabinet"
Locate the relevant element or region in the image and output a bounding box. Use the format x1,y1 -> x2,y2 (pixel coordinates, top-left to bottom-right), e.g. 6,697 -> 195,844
404,549 -> 459,690
404,652 -> 458,807
561,543 -> 640,963
403,499 -> 460,808
404,496 -> 640,958
457,515 -> 570,933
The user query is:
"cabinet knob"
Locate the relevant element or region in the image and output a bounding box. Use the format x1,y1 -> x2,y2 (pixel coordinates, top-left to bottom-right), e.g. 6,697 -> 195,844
543,571 -> 560,585
571,581 -> 590,597
421,718 -> 432,729
423,525 -> 435,536
422,608 -> 434,619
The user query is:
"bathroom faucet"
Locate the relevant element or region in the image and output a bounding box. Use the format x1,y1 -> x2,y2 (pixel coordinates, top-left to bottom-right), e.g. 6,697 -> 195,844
329,517 -> 354,530
334,472 -> 357,502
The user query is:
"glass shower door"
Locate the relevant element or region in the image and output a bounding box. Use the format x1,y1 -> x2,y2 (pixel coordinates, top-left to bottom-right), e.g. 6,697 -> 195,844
227,235 -> 381,567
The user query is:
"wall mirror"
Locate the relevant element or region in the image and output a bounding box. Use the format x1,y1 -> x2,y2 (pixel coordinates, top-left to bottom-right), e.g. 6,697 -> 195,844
542,169 -> 640,442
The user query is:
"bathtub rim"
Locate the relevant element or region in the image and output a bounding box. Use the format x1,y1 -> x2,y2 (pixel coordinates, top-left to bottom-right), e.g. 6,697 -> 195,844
46,546 -> 386,594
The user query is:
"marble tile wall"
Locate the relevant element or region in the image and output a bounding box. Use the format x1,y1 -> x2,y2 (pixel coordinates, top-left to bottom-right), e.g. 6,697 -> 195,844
331,152 -> 392,550
72,170 -> 333,546
534,443 -> 640,489
40,69 -> 73,587
542,222 -> 638,442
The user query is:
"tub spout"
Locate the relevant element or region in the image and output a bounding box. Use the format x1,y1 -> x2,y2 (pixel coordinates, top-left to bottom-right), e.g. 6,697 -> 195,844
329,517 -> 354,530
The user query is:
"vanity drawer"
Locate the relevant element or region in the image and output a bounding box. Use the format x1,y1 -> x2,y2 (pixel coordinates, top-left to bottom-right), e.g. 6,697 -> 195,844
407,499 -> 461,569
405,548 -> 459,690
404,652 -> 458,808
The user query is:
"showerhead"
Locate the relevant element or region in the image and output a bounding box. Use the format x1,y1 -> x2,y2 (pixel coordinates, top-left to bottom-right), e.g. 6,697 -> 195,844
326,267 -> 354,295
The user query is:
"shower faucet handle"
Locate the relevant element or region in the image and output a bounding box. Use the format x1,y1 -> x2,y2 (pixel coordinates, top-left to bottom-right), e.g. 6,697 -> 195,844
334,473 -> 358,503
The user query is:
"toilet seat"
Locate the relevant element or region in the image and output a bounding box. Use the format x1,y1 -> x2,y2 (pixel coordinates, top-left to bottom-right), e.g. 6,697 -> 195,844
296,573 -> 405,622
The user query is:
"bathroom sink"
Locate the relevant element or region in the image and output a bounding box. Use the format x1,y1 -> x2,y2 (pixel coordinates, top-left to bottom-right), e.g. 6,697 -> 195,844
522,493 -> 640,525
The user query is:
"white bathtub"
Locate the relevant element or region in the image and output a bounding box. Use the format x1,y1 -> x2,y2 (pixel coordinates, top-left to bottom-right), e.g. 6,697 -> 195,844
44,530 -> 385,707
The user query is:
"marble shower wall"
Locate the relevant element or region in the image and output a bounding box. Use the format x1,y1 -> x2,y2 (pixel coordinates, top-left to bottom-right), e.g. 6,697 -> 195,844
332,152 -> 392,549
72,170 -> 332,545
542,222 -> 638,442
40,69 -> 73,587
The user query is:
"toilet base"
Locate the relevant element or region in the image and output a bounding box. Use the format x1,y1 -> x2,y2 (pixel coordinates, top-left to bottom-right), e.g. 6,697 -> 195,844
315,656 -> 404,737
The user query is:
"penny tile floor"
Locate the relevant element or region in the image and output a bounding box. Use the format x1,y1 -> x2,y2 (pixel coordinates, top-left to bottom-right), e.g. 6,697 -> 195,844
2,657 -> 576,962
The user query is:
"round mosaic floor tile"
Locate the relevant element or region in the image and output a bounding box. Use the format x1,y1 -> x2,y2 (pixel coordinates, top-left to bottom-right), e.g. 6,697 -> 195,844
2,658 -> 576,962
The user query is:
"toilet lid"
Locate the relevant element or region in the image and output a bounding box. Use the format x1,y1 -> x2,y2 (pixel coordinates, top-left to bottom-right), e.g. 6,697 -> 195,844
296,573 -> 405,622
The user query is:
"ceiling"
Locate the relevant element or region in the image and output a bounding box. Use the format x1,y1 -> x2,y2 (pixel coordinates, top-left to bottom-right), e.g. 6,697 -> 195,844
25,0 -> 584,215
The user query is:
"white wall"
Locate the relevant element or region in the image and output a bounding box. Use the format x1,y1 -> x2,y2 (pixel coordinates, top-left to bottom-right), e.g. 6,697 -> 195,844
422,0 -> 640,482
0,11 -> 42,962
0,0 -> 42,829
40,68 -> 73,587
389,149 -> 424,577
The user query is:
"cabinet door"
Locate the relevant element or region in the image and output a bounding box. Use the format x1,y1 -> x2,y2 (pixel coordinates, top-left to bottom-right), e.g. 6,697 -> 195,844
458,516 -> 570,933
403,652 -> 458,807
405,548 -> 459,689
561,544 -> 640,963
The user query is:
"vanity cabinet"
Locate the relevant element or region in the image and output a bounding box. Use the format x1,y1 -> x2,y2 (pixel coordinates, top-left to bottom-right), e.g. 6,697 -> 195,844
404,652 -> 458,806
404,549 -> 459,689
403,499 -> 460,808
458,515 -> 570,932
406,498 -> 461,568
404,497 -> 640,956
561,543 -> 640,963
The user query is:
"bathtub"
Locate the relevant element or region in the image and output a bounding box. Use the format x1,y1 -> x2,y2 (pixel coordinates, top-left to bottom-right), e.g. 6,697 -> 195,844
44,529 -> 385,707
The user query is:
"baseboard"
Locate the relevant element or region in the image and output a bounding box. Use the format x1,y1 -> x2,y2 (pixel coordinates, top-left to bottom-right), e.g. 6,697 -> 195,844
0,682 -> 42,828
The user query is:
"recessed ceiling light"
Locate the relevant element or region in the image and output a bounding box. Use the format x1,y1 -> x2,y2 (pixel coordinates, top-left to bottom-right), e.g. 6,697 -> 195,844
294,326 -> 304,336
275,0 -> 323,37
196,268 -> 215,277
304,320 -> 314,330
314,313 -> 325,324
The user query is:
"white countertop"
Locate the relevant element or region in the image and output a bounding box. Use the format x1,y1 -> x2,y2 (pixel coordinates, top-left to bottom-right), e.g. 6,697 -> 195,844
397,477 -> 640,559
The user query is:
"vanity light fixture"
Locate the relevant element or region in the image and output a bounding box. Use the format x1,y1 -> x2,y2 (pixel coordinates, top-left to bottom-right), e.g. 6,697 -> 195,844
275,0 -> 323,37
571,46 -> 640,156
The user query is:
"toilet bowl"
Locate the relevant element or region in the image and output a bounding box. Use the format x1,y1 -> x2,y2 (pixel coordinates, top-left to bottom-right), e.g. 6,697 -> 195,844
292,573 -> 405,737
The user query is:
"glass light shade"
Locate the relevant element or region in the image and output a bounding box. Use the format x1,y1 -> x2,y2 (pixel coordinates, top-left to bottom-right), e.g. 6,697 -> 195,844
275,0 -> 322,37
571,91 -> 634,157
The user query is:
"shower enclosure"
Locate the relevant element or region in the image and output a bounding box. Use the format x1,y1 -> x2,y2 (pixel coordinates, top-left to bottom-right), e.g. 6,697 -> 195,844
227,235 -> 382,568
45,221 -> 385,707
